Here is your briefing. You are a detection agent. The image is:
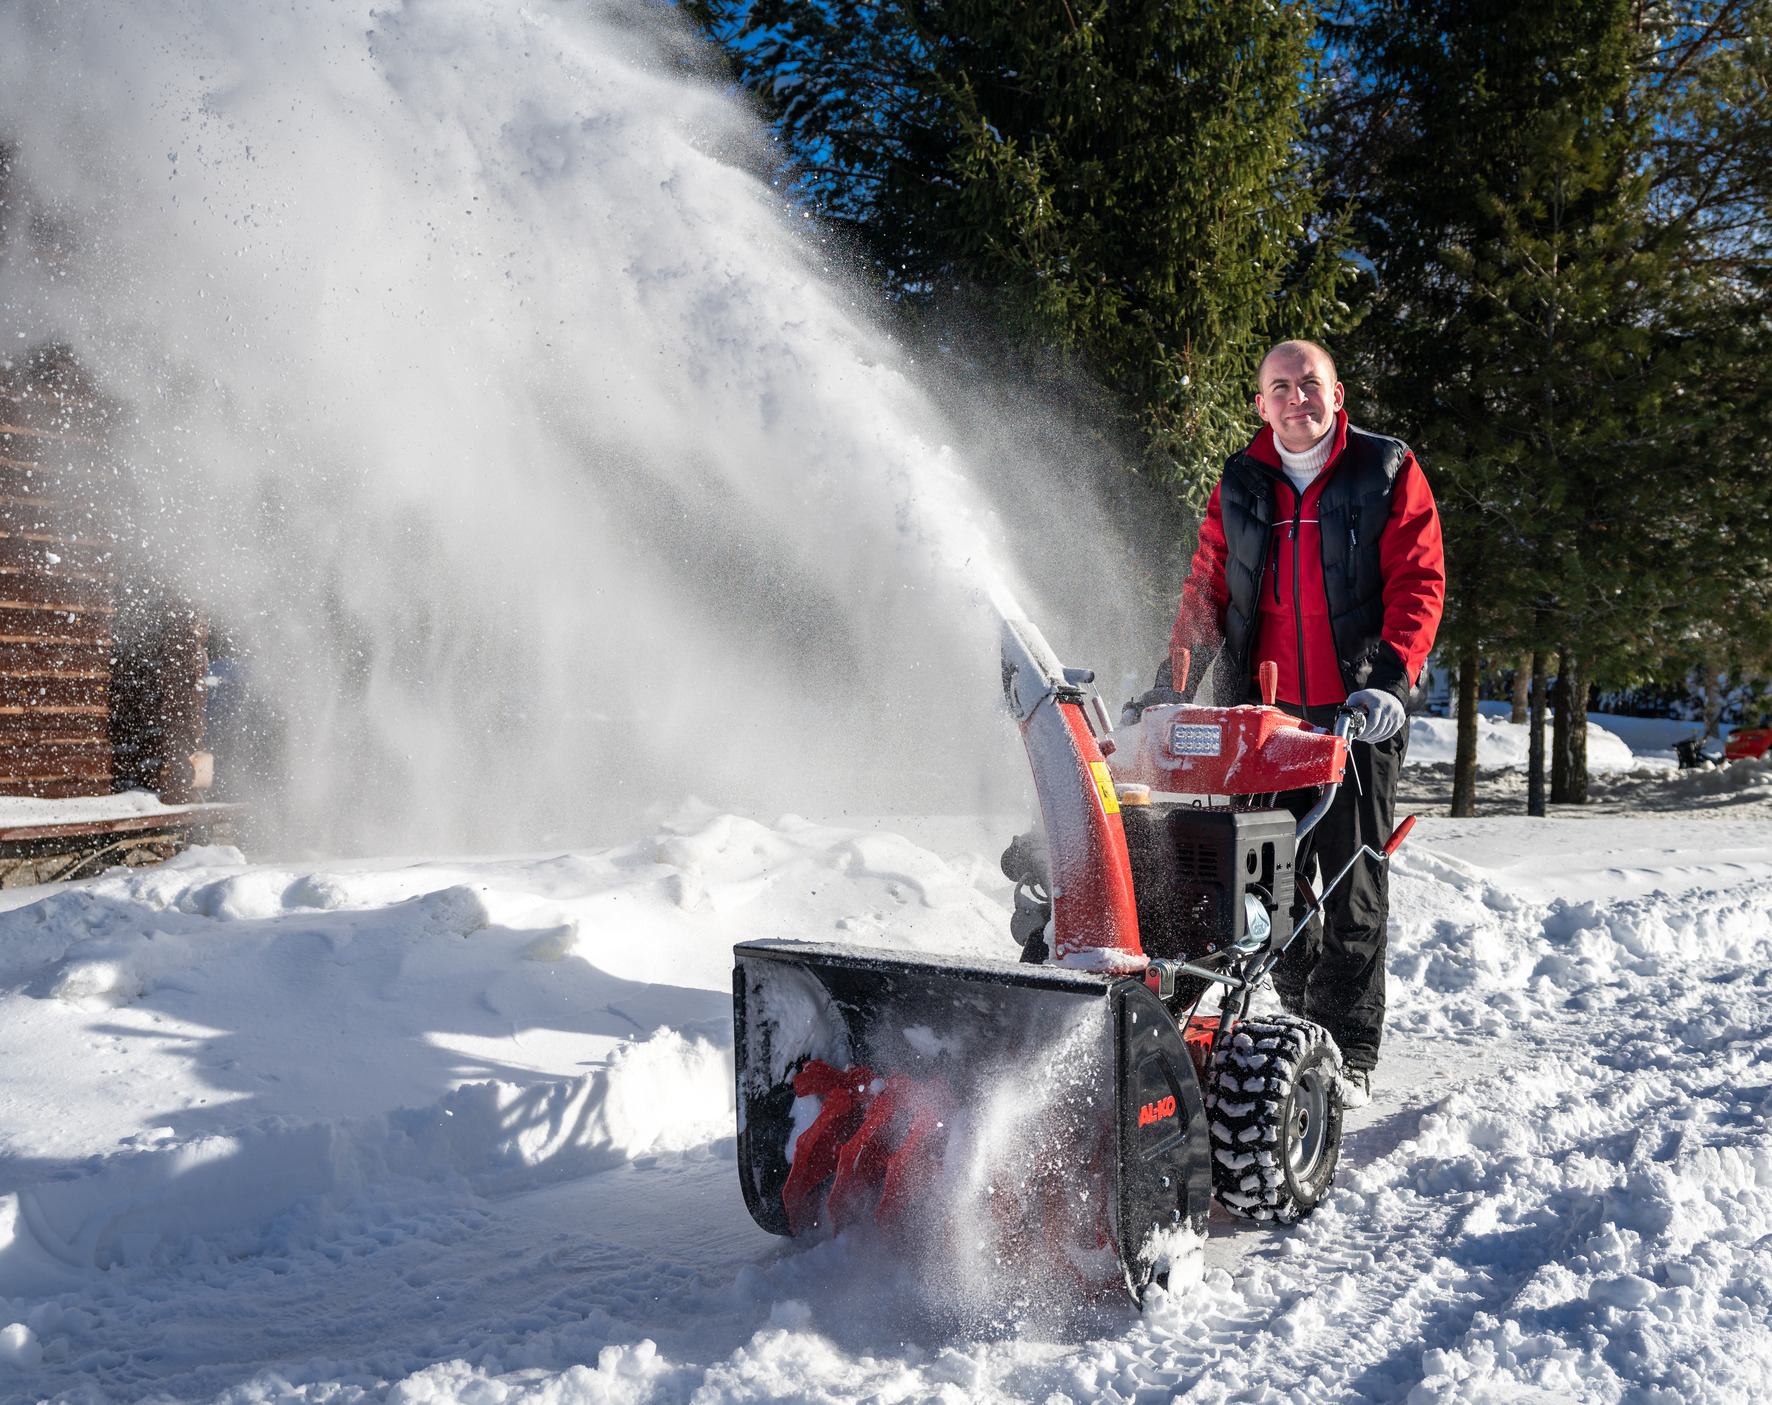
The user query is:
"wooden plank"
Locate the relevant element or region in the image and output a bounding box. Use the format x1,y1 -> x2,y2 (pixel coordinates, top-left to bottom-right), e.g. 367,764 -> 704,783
0,777 -> 112,799
0,598 -> 113,621
0,739 -> 112,768
0,499 -> 114,531
0,676 -> 109,709
0,502 -> 116,541
0,422 -> 102,449
0,607 -> 113,642
0,536 -> 115,574
0,565 -> 115,589
0,473 -> 90,514
0,528 -> 117,551
0,453 -> 115,488
0,572 -> 115,611
0,639 -> 112,673
0,712 -> 110,739
0,418 -> 114,467
0,752 -> 113,779
0,459 -> 116,502
0,385 -> 101,412
0,802 -> 247,841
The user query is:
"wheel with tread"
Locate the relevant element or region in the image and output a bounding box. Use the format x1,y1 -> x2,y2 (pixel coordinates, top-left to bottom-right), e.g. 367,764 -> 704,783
1204,1015 -> 1343,1223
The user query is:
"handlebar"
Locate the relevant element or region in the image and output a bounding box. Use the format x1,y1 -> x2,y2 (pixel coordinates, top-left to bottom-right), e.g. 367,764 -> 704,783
1293,705 -> 1366,841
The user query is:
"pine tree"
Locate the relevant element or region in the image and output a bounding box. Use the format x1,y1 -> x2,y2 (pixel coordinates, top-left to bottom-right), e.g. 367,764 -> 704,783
1325,0 -> 1772,813
700,0 -> 1355,507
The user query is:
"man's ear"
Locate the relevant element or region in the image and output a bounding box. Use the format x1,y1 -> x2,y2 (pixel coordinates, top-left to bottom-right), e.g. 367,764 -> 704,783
1332,382 -> 1346,412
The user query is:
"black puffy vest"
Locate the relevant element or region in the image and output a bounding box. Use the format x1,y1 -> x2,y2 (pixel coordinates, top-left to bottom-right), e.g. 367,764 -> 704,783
1214,424 -> 1413,706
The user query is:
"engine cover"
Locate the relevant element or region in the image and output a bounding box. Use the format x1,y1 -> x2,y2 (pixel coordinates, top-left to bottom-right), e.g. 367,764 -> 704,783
1121,805 -> 1295,964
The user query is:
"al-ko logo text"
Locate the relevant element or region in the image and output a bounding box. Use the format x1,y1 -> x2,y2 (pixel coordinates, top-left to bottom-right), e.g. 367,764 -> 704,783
1138,1095 -> 1177,1127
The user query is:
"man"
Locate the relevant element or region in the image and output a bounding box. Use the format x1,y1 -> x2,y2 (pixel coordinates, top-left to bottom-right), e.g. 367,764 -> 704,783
1146,339 -> 1444,1103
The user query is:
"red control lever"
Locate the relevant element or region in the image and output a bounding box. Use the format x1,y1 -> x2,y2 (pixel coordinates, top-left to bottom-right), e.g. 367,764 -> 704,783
1382,814 -> 1417,858
1170,645 -> 1190,696
1258,660 -> 1278,708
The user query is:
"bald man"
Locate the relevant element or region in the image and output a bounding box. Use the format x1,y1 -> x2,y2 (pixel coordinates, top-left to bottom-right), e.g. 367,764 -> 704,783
1140,340 -> 1444,1102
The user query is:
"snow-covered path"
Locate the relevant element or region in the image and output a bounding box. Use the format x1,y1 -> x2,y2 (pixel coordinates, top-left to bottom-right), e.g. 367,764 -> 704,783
1,814 -> 1770,1403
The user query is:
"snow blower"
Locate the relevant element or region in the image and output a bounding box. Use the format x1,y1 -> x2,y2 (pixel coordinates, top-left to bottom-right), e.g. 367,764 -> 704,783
732,615 -> 1416,1300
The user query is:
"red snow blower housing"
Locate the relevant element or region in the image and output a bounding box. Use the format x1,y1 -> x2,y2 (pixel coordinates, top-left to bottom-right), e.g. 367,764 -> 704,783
733,617 -> 1416,1300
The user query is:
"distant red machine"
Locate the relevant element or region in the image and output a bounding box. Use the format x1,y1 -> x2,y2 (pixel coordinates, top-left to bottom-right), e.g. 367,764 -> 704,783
1725,727 -> 1772,763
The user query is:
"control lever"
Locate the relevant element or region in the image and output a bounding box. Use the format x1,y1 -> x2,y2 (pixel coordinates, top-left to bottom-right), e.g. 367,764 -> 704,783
1169,645 -> 1191,696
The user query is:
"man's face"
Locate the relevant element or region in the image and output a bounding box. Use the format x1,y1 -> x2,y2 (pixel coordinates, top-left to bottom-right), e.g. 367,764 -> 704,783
1255,347 -> 1344,453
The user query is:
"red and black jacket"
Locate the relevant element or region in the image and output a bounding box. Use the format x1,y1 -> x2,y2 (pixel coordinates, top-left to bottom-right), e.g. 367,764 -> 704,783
1171,411 -> 1445,710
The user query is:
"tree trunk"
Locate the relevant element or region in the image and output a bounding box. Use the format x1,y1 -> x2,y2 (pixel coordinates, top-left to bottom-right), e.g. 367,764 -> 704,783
1702,656 -> 1723,739
1568,654 -> 1589,805
1512,655 -> 1532,724
1451,643 -> 1480,817
1550,654 -> 1572,804
1528,651 -> 1548,817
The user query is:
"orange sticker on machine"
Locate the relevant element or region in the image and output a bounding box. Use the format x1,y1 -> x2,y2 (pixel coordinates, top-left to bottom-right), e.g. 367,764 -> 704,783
1088,761 -> 1119,815
1139,1096 -> 1177,1128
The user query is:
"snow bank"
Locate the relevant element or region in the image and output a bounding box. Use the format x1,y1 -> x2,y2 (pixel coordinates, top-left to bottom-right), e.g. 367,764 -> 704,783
521,823 -> 1772,1405
1583,711 -> 1737,759
1671,752 -> 1772,796
0,807 -> 1012,1296
7,814 -> 1772,1403
1407,713 -> 1647,772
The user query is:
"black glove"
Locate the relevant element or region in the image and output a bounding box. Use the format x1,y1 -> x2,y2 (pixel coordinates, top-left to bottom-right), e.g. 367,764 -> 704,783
1121,655 -> 1185,724
1121,687 -> 1181,725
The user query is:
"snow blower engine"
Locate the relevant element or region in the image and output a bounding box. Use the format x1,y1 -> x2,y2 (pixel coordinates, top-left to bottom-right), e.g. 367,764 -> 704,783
731,615 -> 1415,1301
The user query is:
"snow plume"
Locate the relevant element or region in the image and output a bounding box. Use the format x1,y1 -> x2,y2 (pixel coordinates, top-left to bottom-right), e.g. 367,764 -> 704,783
0,0 -> 1153,856
922,1000 -> 1137,1323
773,999 -> 1147,1338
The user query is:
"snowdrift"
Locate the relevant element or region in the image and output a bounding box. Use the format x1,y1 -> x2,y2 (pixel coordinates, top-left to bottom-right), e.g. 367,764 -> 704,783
2,814 -> 1772,1401
1406,713 -> 1647,772
0,809 -> 1009,1295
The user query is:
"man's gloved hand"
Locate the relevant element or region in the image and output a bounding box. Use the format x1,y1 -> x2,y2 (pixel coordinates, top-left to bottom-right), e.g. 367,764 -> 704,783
1347,688 -> 1406,745
1121,687 -> 1181,726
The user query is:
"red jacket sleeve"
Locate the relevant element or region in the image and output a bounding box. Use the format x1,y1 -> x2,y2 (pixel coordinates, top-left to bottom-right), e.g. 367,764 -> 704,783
1170,483 -> 1229,691
1378,454 -> 1445,685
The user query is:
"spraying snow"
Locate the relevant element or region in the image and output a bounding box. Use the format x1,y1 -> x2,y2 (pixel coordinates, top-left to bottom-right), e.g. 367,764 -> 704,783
0,0 -> 1150,857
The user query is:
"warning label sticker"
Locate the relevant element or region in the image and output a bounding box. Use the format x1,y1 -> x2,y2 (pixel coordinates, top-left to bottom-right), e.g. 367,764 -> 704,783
1089,761 -> 1119,815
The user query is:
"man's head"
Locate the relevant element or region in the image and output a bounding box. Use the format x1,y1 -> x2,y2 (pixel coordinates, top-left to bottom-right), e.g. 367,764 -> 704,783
1255,340 -> 1344,454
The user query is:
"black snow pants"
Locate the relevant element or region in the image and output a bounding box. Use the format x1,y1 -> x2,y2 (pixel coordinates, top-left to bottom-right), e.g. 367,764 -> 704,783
1270,702 -> 1408,1072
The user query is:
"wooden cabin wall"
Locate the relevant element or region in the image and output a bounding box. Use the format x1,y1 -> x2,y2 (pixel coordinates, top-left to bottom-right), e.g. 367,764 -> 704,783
0,348 -> 118,797
0,345 -> 208,803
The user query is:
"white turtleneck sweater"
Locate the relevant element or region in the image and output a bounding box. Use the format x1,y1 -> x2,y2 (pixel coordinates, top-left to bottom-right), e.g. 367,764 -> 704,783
1276,426 -> 1334,496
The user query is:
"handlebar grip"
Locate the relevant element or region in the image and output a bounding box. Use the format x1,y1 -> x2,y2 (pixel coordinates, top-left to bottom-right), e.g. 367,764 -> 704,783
1382,814 -> 1417,857
1258,661 -> 1278,708
1170,646 -> 1190,695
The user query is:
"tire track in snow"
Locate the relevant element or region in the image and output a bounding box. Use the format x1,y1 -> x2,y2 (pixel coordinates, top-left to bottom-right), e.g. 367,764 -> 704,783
6,841 -> 1772,1402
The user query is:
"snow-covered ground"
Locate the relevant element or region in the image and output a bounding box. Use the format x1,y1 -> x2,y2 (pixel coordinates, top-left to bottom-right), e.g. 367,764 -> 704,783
1410,704 -> 1756,774
1407,712 -> 1657,773
0,807 -> 1770,1402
